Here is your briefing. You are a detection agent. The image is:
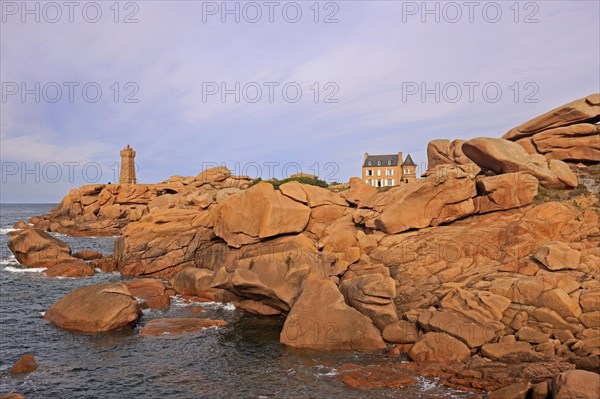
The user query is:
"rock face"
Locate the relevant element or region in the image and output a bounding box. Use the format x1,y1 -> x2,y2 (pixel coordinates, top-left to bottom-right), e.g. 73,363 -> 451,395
340,177 -> 377,206
474,172 -> 538,214
550,370 -> 600,399
7,228 -> 75,268
9,354 -> 38,374
214,182 -> 311,247
280,276 -> 386,350
44,283 -> 140,332
140,318 -> 227,336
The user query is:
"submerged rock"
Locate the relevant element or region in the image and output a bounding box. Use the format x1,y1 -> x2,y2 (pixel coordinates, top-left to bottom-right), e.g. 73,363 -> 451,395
9,354 -> 38,375
140,318 -> 227,336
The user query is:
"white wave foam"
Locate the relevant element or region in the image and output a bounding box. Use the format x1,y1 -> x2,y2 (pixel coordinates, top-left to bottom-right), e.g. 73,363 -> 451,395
4,266 -> 47,273
202,301 -> 236,311
0,255 -> 18,265
0,228 -> 19,235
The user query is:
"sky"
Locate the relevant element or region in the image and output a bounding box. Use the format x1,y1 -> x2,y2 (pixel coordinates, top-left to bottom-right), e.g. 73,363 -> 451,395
1,0 -> 599,203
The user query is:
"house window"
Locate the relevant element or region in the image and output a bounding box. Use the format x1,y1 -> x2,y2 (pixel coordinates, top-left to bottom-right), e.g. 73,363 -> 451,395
368,161 -> 372,166
367,179 -> 373,185
377,170 -> 382,176
377,179 -> 382,187
387,179 -> 393,186
377,161 -> 381,166
404,168 -> 410,174
386,169 -> 393,176
367,170 -> 373,176
388,160 -> 392,165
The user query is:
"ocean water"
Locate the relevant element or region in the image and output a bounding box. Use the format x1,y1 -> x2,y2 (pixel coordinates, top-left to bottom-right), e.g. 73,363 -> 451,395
0,204 -> 480,398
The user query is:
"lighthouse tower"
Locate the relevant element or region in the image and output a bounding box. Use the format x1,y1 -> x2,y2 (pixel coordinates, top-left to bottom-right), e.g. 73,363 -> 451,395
119,144 -> 137,184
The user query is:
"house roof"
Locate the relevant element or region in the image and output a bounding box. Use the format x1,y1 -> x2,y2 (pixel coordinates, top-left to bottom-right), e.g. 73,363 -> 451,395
402,154 -> 416,166
363,154 -> 399,167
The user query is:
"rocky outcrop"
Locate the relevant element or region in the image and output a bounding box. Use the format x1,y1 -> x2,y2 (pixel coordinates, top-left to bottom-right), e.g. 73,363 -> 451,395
280,276 -> 386,350
503,94 -> 600,164
170,267 -> 214,296
44,283 -> 140,332
426,139 -> 481,176
534,241 -> 581,271
28,167 -> 252,237
44,259 -> 95,278
503,94 -> 600,140
462,137 -> 578,189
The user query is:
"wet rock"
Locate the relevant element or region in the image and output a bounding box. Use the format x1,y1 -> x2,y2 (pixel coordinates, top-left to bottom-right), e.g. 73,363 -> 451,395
140,318 -> 227,336
336,363 -> 417,389
9,354 -> 38,375
72,249 -> 103,260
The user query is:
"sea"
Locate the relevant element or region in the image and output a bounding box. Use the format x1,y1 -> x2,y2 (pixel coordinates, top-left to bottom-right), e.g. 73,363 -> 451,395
0,204 -> 480,398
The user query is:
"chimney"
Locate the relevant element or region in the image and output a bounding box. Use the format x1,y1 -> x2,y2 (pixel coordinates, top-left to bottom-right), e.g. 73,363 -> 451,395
364,152 -> 369,160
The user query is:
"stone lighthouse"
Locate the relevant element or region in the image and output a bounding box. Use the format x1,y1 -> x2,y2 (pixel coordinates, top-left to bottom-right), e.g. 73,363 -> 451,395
119,144 -> 137,184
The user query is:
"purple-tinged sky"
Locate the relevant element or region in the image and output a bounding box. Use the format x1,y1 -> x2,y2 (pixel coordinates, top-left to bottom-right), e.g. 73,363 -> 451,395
1,0 -> 599,202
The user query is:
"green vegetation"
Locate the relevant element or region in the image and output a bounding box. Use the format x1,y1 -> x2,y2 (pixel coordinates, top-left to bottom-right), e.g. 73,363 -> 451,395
247,176 -> 329,190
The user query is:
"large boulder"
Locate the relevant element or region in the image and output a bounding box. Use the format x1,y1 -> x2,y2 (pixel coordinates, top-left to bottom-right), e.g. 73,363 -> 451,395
44,283 -> 140,332
462,137 -> 578,189
280,276 -> 386,350
474,172 -> 539,214
503,94 -> 600,140
7,228 -> 75,268
408,332 -> 471,362
550,370 -> 600,399
213,182 -> 311,247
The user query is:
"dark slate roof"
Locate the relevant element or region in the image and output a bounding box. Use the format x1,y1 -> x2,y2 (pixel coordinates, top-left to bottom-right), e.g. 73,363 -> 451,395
402,154 -> 417,166
363,154 -> 399,167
